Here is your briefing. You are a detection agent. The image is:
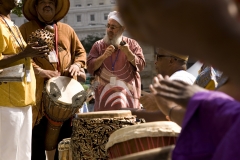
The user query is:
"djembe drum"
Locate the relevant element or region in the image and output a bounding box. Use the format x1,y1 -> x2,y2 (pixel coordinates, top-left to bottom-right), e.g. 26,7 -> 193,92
58,138 -> 72,160
42,76 -> 87,150
105,121 -> 181,159
71,110 -> 141,160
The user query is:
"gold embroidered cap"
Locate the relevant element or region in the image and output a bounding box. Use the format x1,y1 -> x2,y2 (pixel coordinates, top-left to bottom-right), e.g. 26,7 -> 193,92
157,48 -> 189,61
23,0 -> 70,22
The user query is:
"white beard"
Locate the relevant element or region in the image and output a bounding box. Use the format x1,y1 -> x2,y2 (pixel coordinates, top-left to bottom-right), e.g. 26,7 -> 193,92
103,31 -> 123,48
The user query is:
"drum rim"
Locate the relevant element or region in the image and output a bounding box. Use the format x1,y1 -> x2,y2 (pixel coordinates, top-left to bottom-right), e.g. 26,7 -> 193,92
45,76 -> 84,105
105,121 -> 181,150
74,110 -> 133,118
111,145 -> 174,160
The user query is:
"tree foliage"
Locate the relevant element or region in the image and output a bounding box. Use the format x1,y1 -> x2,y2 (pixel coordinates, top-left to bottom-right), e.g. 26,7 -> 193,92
81,34 -> 103,54
12,2 -> 24,17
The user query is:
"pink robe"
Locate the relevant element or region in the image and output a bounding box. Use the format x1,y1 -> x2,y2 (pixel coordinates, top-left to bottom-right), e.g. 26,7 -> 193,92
87,36 -> 145,111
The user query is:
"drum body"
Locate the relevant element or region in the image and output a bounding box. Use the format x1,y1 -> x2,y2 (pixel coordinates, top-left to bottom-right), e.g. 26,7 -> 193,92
43,76 -> 85,122
71,110 -> 138,160
106,121 -> 181,159
112,145 -> 174,160
42,76 -> 85,150
58,138 -> 72,160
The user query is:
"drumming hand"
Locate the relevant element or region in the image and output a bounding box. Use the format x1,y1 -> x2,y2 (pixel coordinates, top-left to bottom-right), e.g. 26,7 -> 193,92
38,70 -> 60,79
20,42 -> 49,58
150,74 -> 206,109
68,64 -> 82,77
139,93 -> 159,112
148,75 -> 179,116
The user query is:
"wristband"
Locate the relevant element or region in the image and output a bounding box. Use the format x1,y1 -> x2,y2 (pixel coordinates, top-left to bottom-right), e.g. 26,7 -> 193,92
168,106 -> 177,121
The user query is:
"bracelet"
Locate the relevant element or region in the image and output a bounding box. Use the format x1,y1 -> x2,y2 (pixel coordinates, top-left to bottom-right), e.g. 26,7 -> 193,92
168,106 -> 177,121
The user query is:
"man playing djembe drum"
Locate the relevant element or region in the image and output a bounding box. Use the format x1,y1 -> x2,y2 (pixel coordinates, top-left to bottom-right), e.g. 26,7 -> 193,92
19,0 -> 87,159
87,11 -> 146,111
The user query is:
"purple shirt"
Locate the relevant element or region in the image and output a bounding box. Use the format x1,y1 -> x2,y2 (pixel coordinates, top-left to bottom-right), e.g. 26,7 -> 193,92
173,91 -> 240,160
87,36 -> 145,111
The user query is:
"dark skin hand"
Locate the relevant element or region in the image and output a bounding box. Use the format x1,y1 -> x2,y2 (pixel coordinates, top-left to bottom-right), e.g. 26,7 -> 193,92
152,76 -> 206,108
149,75 -> 206,126
0,42 -> 49,68
139,92 -> 159,111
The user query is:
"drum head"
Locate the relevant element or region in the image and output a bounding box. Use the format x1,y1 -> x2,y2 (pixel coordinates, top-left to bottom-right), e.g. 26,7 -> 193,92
75,110 -> 132,119
46,76 -> 84,104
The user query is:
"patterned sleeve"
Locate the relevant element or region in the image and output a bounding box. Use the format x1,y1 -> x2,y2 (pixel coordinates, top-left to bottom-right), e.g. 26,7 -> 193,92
128,38 -> 146,72
87,41 -> 101,75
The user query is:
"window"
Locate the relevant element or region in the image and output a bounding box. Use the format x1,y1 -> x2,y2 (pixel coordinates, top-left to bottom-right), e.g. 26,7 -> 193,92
99,3 -> 104,5
104,13 -> 108,20
75,4 -> 81,7
77,15 -> 81,22
110,0 -> 116,4
87,3 -> 92,6
90,14 -> 95,21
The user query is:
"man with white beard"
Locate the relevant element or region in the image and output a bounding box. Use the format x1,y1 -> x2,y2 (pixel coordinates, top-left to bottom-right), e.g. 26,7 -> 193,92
87,11 -> 146,111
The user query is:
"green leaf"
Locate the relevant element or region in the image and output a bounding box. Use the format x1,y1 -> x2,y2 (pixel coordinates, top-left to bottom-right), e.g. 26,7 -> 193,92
12,2 -> 23,17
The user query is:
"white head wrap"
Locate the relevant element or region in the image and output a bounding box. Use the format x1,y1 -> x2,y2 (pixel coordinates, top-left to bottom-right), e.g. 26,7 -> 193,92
108,11 -> 124,26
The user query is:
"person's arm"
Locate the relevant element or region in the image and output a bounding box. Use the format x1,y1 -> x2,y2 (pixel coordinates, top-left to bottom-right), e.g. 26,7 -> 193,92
64,28 -> 87,77
77,68 -> 86,82
87,44 -> 115,74
118,44 -> 136,66
91,53 -> 109,72
118,39 -> 146,71
150,75 -> 207,126
0,43 -> 49,68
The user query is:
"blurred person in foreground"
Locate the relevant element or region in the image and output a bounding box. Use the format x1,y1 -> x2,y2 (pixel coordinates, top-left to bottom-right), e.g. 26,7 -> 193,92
116,0 -> 240,90
115,0 -> 240,159
150,75 -> 240,159
87,11 -> 146,111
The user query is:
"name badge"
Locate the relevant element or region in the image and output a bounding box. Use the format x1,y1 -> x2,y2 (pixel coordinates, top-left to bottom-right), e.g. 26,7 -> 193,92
48,50 -> 58,63
110,77 -> 116,86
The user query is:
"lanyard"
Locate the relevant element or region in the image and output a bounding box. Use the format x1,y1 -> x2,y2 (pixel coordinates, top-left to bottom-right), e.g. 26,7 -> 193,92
54,24 -> 61,72
111,49 -> 120,71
